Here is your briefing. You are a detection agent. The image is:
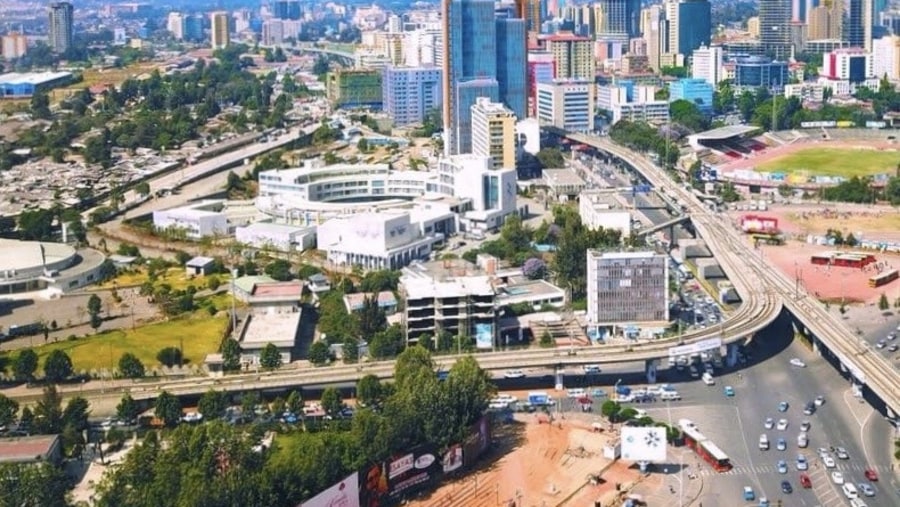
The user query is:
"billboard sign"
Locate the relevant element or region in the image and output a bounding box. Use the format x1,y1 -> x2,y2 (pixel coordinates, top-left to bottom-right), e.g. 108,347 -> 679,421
442,444 -> 463,474
359,447 -> 441,507
668,337 -> 722,358
302,472 -> 360,507
621,426 -> 668,462
462,416 -> 492,468
475,323 -> 493,350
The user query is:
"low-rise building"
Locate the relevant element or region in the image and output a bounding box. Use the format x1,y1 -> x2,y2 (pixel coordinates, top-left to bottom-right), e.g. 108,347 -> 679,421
579,189 -> 632,236
236,312 -> 299,365
343,291 -> 398,315
0,71 -> 73,98
597,84 -> 669,124
185,256 -> 216,277
232,275 -> 303,313
543,169 -> 586,201
326,68 -> 383,109
234,222 -> 316,252
668,78 -> 714,114
153,202 -> 228,240
316,209 -> 452,270
0,435 -> 62,465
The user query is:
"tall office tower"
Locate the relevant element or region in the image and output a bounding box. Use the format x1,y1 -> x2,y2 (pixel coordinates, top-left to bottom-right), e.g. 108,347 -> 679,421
233,10 -> 251,34
471,97 -> 517,170
676,0 -> 711,58
792,0 -> 807,21
546,32 -> 595,79
586,251 -> 669,325
184,15 -> 204,42
872,35 -> 900,80
272,0 -> 301,20
690,45 -> 724,85
442,0 -> 499,155
167,12 -> 185,40
404,29 -> 441,66
496,17 -> 527,120
808,1 -> 843,39
2,32 -> 28,59
759,0 -> 793,59
210,11 -> 230,49
48,2 -> 74,54
524,0 -> 546,34
262,19 -> 285,45
382,66 -> 443,126
845,0 -> 874,51
664,0 -> 679,54
596,0 -> 642,41
388,14 -> 403,33
641,5 -> 667,71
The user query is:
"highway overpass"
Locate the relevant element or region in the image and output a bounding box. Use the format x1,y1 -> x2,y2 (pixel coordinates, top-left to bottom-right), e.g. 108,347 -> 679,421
293,45 -> 356,66
562,131 -> 900,416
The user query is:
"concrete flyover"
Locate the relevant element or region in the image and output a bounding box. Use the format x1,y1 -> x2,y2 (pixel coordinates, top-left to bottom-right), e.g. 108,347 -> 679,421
293,44 -> 356,67
563,131 -> 900,416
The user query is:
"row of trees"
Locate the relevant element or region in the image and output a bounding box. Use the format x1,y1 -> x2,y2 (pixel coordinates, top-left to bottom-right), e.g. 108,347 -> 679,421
94,347 -> 494,506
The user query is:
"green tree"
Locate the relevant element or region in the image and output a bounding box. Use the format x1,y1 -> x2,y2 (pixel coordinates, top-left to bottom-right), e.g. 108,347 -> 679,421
264,259 -> 293,281
198,389 -> 228,420
358,295 -> 387,342
600,400 -> 621,422
445,356 -> 495,433
33,385 -> 63,434
539,330 -> 554,347
118,352 -> 146,379
43,349 -> 73,383
879,293 -> 890,311
0,394 -> 19,427
154,391 -> 182,427
394,345 -> 435,391
669,99 -> 709,131
342,337 -> 360,363
358,270 -> 400,292
356,374 -> 383,408
221,338 -> 242,372
0,462 -> 70,506
135,181 -> 151,196
13,348 -> 39,382
308,340 -> 332,366
536,147 -> 565,168
320,387 -> 343,417
62,396 -> 90,431
369,324 -> 404,359
259,343 -> 283,370
116,393 -> 140,423
156,346 -> 183,367
30,91 -> 51,119
87,293 -> 102,318
286,390 -> 303,415
17,209 -> 55,241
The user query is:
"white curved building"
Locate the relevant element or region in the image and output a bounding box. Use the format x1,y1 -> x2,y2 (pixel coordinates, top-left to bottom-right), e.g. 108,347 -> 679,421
256,163 -> 440,225
0,239 -> 107,295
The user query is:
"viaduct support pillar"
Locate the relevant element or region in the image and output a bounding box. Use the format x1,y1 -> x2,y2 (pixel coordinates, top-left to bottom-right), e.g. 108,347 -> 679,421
645,359 -> 658,384
726,343 -> 740,367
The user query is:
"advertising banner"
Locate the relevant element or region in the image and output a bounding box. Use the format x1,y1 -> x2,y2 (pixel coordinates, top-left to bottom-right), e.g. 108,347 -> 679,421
441,444 -> 463,474
474,323 -> 493,350
462,416 -> 492,468
302,472 -> 360,507
359,446 -> 441,507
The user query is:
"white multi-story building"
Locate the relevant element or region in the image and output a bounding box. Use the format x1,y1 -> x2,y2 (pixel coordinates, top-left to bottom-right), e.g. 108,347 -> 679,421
234,222 -> 316,252
691,45 -> 724,86
536,79 -> 595,133
873,35 -> 900,81
471,97 -> 517,170
437,155 -> 519,232
316,209 -> 452,270
153,204 -> 228,240
403,29 -> 442,66
821,48 -> 873,82
578,189 -> 632,237
586,250 -> 669,327
784,82 -> 827,102
597,84 -> 670,124
382,65 -> 442,126
262,20 -> 285,46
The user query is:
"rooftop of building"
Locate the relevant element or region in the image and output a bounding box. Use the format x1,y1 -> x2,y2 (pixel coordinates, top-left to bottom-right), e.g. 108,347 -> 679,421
543,168 -> 586,187
0,239 -> 77,272
0,434 -> 60,464
0,71 -> 72,85
588,250 -> 662,260
343,291 -> 397,312
401,259 -> 495,298
689,125 -> 760,141
543,31 -> 592,42
473,97 -> 514,114
236,221 -> 314,235
252,281 -> 303,298
234,275 -> 277,294
186,256 -> 215,267
495,279 -> 565,303
240,312 -> 301,348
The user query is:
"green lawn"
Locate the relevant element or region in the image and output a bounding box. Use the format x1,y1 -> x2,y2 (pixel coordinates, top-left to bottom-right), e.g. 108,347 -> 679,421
756,148 -> 900,177
18,315 -> 227,373
102,267 -> 215,292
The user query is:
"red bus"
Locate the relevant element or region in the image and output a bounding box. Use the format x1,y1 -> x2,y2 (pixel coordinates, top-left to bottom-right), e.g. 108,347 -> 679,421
869,270 -> 899,288
678,419 -> 733,472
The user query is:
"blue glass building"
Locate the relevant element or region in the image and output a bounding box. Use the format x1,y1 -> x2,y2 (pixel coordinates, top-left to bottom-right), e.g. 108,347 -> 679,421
496,18 -> 527,120
734,56 -> 789,91
669,78 -> 714,113
677,0 -> 711,58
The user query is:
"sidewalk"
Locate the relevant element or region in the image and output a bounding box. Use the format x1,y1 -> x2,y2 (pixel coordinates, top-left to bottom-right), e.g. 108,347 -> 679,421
629,446 -> 704,506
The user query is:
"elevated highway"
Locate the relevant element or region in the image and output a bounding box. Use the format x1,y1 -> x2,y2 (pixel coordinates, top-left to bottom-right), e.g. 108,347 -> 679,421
563,132 -> 900,415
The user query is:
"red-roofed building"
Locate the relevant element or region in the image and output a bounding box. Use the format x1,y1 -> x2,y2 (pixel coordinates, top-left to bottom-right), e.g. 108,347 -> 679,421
0,435 -> 62,465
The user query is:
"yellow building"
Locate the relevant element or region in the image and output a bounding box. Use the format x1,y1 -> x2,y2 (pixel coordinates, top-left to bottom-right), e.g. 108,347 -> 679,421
747,16 -> 760,37
210,11 -> 230,49
545,31 -> 595,80
471,97 -> 517,170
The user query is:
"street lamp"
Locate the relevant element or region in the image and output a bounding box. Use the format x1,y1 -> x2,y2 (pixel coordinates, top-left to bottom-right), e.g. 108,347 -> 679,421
614,378 -> 622,401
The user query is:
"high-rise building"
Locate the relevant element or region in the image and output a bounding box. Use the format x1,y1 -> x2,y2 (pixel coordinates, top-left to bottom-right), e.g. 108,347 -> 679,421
327,69 -> 384,108
822,48 -> 873,82
759,0 -> 793,59
471,97 -> 517,170
382,66 -> 443,126
262,20 -> 285,46
527,51 -> 555,117
545,31 -> 595,80
807,0 -> 843,40
676,0 -> 711,58
442,0 -> 500,155
641,5 -> 667,71
690,45 -> 724,85
594,0 -> 642,41
844,0 -> 874,51
167,12 -> 185,41
872,35 -> 900,80
404,29 -> 442,66
210,11 -> 230,49
48,2 -> 74,54
586,250 -> 669,325
272,0 -> 301,20
524,0 -> 547,34
536,79 -> 595,133
184,15 -> 205,42
496,17 -> 528,120
1,32 -> 28,59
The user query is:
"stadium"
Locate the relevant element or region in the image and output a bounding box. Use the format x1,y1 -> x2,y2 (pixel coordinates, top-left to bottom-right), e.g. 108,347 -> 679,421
0,239 -> 107,295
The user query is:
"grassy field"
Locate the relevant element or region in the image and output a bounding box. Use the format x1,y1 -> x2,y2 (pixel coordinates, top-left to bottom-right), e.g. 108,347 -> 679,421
102,267 -> 217,292
19,314 -> 228,373
756,147 -> 900,177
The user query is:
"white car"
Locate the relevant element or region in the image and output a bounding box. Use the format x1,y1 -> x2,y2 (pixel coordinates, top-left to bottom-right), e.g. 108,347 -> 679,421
496,393 -> 518,404
823,455 -> 836,468
800,421 -> 811,432
814,395 -> 826,406
764,417 -> 775,429
776,419 -> 789,431
504,369 -> 525,379
832,471 -> 844,485
790,358 -> 807,368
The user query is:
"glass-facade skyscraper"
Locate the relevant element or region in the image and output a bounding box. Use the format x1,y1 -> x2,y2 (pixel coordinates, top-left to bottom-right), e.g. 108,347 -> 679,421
48,2 -> 74,54
677,0 -> 711,57
442,0 -> 527,156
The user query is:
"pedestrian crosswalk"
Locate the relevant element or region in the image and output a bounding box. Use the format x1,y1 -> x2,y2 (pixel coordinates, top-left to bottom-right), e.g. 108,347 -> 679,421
695,462 -> 885,477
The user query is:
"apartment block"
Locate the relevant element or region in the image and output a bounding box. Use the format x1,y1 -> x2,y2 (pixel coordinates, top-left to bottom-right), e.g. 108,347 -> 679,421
471,97 -> 517,170
586,250 -> 669,325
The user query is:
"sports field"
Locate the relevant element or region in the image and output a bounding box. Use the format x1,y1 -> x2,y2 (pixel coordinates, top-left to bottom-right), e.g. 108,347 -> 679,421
755,147 -> 900,177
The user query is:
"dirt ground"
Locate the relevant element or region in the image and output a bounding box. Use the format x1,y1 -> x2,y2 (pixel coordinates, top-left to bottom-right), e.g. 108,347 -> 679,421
407,409 -> 644,507
728,204 -> 900,304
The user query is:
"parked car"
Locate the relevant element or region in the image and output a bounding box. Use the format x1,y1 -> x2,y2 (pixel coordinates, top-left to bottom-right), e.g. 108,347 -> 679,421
789,358 -> 806,367
824,456 -> 836,468
814,395 -> 826,406
781,480 -> 793,494
864,468 -> 878,481
764,417 -> 775,430
858,483 -> 875,497
835,447 -> 850,460
832,471 -> 845,484
778,401 -> 789,412
777,460 -> 788,474
799,473 -> 812,489
776,419 -> 789,431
